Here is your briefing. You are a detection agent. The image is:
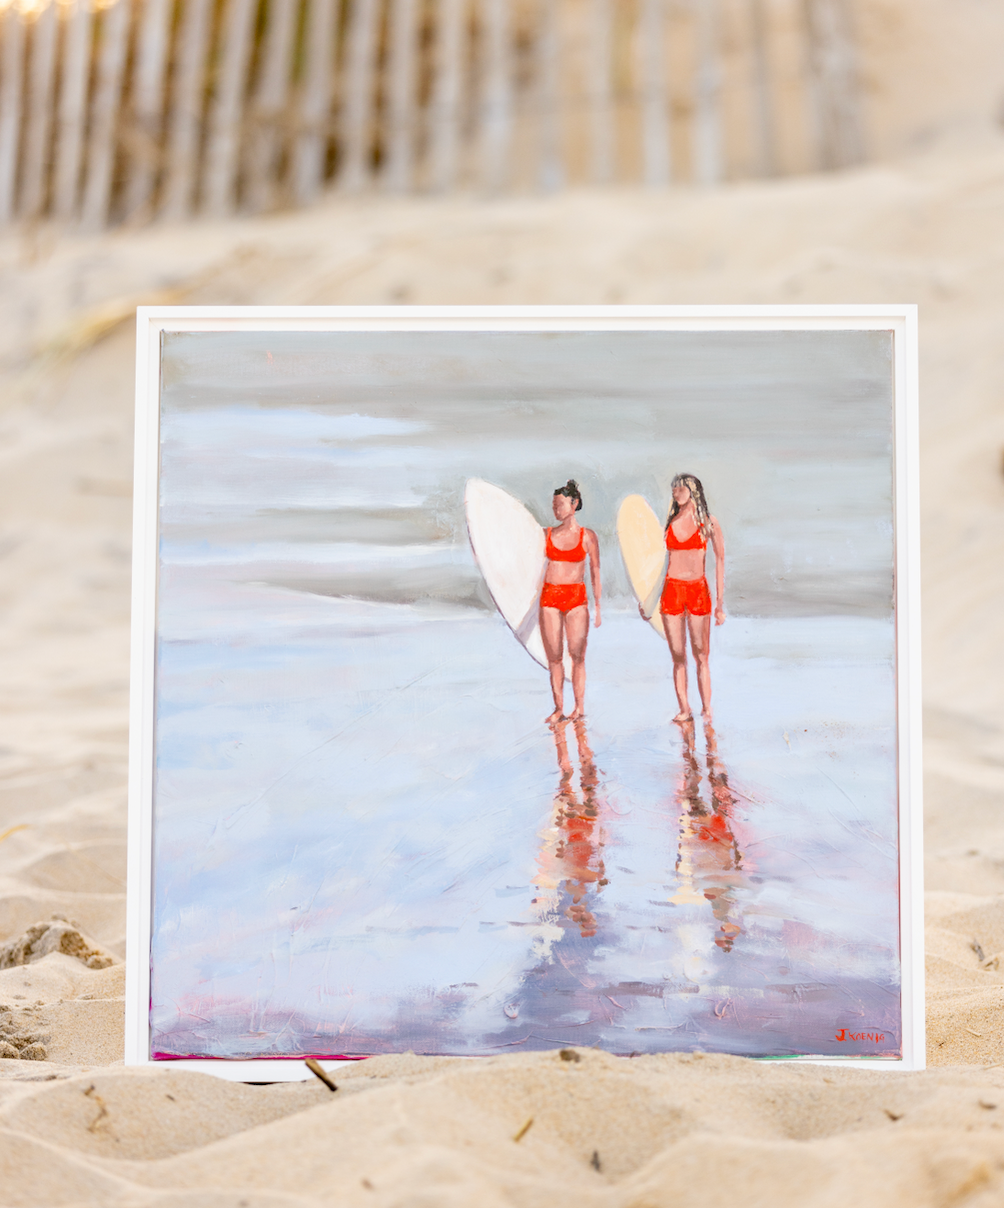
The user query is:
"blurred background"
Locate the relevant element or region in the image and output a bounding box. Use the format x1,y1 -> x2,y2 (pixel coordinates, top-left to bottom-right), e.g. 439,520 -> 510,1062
0,0 -> 1000,222
0,0 -> 1002,1064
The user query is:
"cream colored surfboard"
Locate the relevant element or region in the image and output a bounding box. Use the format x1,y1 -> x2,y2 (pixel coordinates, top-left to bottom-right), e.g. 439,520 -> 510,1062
465,479 -> 571,679
617,495 -> 667,637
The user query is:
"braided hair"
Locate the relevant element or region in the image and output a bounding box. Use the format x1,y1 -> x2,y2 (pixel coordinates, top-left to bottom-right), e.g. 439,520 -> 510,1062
553,479 -> 583,511
666,473 -> 711,539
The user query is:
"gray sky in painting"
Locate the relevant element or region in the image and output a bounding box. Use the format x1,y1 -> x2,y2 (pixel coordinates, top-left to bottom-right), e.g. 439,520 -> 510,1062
159,329 -> 894,618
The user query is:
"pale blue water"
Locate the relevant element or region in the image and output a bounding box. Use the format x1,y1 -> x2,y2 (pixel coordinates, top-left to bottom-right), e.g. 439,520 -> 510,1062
150,583 -> 901,1061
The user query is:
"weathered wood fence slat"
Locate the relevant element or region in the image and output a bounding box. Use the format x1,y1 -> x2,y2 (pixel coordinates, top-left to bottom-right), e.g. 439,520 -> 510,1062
246,0 -> 297,212
338,0 -> 380,193
588,0 -> 612,185
750,0 -> 777,178
0,0 -> 867,229
429,0 -> 464,192
81,0 -> 130,228
294,0 -> 338,202
0,2 -> 26,223
384,0 -> 417,192
162,0 -> 215,219
535,0 -> 564,192
693,0 -> 722,187
53,0 -> 93,220
637,0 -> 670,187
126,0 -> 171,220
480,0 -> 513,192
20,0 -> 58,218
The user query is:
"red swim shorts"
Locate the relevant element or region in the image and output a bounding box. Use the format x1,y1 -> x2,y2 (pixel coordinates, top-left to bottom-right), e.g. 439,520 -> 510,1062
540,582 -> 588,613
659,576 -> 712,617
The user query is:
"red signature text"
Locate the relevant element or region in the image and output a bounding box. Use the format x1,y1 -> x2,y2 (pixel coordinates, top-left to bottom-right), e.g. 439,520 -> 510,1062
834,1029 -> 885,1042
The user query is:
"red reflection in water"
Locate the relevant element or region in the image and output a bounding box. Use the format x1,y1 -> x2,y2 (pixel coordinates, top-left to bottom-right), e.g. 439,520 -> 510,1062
672,720 -> 746,952
535,718 -> 608,939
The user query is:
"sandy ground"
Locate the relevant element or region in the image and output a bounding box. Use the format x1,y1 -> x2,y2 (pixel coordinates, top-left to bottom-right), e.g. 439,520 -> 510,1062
1,130 -> 1004,1203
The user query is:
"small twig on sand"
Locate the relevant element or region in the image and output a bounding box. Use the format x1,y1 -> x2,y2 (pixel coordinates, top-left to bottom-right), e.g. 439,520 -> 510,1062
305,1058 -> 338,1092
591,1150 -> 602,1171
84,1084 -> 110,1132
513,1117 -> 534,1142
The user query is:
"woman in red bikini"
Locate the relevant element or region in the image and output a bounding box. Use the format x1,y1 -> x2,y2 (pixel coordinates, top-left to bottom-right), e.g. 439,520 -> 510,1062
651,474 -> 725,723
540,480 -> 601,725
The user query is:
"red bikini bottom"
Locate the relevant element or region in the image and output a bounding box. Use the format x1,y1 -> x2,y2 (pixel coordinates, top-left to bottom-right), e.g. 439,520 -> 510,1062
540,582 -> 588,613
659,576 -> 711,617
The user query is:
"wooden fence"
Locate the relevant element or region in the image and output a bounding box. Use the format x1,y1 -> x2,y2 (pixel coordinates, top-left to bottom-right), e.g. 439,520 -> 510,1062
0,0 -> 864,228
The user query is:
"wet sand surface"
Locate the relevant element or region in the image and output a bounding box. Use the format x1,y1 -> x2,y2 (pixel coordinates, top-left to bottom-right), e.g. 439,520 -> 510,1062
151,604 -> 898,1061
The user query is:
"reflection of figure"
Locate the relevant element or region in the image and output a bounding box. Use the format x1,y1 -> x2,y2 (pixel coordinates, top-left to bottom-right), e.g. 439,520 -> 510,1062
671,720 -> 744,953
646,474 -> 724,723
534,718 -> 607,938
540,480 -> 602,724
492,718 -> 608,1042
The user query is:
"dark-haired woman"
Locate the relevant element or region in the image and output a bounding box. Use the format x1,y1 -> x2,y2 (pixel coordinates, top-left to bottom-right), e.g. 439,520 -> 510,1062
657,474 -> 725,723
540,480 -> 601,724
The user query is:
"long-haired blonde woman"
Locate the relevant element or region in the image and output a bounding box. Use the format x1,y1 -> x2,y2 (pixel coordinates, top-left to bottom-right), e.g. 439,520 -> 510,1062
658,474 -> 725,723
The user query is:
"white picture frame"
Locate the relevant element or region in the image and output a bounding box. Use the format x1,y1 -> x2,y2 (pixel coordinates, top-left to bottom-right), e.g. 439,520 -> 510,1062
127,305 -> 922,1079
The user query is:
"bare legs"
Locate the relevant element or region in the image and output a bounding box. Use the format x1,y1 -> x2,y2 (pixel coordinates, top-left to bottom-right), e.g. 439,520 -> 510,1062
691,613 -> 711,719
541,603 -> 710,724
540,604 -> 589,723
661,611 -> 712,722
540,605 -> 566,722
566,606 -> 589,720
662,613 -> 690,722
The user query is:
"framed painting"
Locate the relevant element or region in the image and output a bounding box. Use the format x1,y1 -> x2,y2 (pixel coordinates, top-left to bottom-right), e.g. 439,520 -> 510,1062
126,306 -> 922,1077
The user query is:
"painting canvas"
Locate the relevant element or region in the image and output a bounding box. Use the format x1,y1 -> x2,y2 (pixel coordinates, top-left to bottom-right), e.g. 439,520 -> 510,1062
127,308 -> 922,1072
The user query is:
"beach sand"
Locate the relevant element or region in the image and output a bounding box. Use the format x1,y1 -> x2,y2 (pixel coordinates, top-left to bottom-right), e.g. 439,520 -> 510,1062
2,130 -> 1004,1203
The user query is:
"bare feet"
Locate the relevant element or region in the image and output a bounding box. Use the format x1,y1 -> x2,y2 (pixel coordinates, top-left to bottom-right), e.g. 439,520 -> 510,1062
546,707 -> 564,725
701,706 -> 713,723
567,705 -> 584,721
672,710 -> 692,724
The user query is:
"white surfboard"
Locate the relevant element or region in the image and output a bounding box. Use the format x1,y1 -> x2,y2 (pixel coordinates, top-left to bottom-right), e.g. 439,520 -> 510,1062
617,495 -> 667,637
465,479 -> 571,679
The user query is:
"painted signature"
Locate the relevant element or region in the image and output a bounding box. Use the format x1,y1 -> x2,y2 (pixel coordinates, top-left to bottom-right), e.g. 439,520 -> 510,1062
834,1029 -> 886,1042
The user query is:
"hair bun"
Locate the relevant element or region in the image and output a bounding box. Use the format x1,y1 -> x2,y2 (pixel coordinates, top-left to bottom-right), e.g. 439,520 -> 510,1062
553,479 -> 583,510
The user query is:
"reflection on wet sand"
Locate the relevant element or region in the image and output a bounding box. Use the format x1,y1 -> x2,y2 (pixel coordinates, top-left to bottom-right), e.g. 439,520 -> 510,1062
494,717 -> 611,1043
670,720 -> 747,953
533,718 -> 608,939
494,717 -> 901,1059
507,716 -> 752,1041
489,713 -> 892,1058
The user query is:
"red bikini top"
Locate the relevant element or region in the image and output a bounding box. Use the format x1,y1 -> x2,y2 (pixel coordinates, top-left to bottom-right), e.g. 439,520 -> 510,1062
546,526 -> 586,562
665,520 -> 707,551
